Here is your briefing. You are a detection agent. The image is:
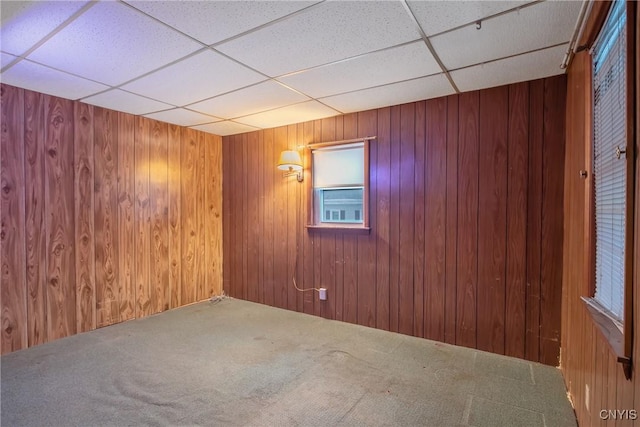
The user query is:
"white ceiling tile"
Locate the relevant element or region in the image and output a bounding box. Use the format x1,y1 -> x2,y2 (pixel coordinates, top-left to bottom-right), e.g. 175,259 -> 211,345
407,0 -> 531,36
0,1 -> 90,56
431,0 -> 582,70
279,41 -> 441,98
1,52 -> 18,68
216,0 -> 421,77
125,0 -> 319,45
320,74 -> 455,113
188,81 -> 309,120
26,1 -> 202,86
450,44 -> 568,92
145,108 -> 220,127
191,121 -> 261,137
83,89 -> 173,116
1,59 -> 109,100
235,101 -> 338,129
121,50 -> 265,107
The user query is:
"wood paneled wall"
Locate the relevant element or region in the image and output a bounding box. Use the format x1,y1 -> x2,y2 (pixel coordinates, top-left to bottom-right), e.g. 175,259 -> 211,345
222,75 -> 566,365
561,5 -> 639,424
0,84 -> 223,355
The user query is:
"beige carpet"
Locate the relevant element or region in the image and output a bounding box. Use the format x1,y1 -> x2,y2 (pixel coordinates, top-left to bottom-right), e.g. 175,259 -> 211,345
1,298 -> 577,426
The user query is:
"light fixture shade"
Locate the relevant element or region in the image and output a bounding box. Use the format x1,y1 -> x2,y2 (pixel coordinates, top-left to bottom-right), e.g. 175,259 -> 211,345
277,150 -> 303,171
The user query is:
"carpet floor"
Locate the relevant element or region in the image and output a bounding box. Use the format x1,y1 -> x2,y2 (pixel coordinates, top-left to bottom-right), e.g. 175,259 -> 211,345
1,298 -> 577,426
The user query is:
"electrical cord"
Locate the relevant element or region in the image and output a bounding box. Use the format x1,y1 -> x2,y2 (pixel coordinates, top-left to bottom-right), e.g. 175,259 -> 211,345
292,275 -> 321,293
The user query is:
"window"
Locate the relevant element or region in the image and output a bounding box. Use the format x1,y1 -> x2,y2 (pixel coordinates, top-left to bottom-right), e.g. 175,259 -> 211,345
592,0 -> 628,325
306,139 -> 371,231
585,0 -> 635,378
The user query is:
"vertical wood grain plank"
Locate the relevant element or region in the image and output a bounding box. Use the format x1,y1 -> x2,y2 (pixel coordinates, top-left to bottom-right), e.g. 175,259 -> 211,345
205,134 -> 223,297
44,95 -> 76,340
74,102 -> 95,333
117,112 -> 135,321
477,86 -> 508,354
505,82 -> 529,359
230,134 -> 241,299
256,130 -> 265,304
413,101 -> 426,338
376,107 -> 391,331
540,75 -> 566,365
295,123 -> 305,312
94,107 -> 121,327
196,131 -> 206,302
286,125 -> 298,311
425,97 -> 448,342
168,124 -> 181,308
134,117 -> 151,317
357,109 -> 377,328
302,121 -> 315,315
24,89 -> 47,347
389,105 -> 401,333
312,121 -> 322,318
149,119 -> 169,313
456,91 -> 479,349
181,128 -> 198,305
341,114 -> 357,323
274,126 -> 288,309
398,103 -> 415,336
226,135 -> 238,298
246,131 -> 260,303
1,84 -> 27,353
263,129 -> 275,306
444,95 -> 458,345
526,79 -> 544,361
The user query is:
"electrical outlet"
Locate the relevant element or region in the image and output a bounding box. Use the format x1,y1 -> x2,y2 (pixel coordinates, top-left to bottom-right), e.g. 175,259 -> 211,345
319,288 -> 327,301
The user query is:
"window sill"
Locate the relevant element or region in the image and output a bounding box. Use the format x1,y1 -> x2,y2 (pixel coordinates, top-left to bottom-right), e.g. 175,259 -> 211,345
581,297 -> 631,378
305,225 -> 371,235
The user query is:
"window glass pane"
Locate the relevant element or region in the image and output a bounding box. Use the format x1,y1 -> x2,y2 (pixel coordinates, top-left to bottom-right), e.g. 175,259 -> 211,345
319,188 -> 363,223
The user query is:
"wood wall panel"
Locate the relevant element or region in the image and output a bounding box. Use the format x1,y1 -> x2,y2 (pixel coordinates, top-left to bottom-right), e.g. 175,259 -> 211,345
205,134 -> 223,298
181,128 -> 198,306
134,117 -> 151,318
95,107 -> 119,327
0,84 -> 223,354
117,112 -> 135,321
149,119 -> 169,313
1,84 -> 27,354
168,124 -> 181,309
413,101 -> 426,339
505,82 -> 528,359
477,86 -> 508,354
74,102 -> 95,333
444,95 -> 459,345
24,89 -> 46,347
222,76 -> 567,365
456,91 -> 479,349
375,107 -> 391,331
540,76 -> 566,366
222,76 -> 566,364
560,2 -> 639,420
357,109 -> 377,328
424,98 -> 447,342
44,95 -> 76,341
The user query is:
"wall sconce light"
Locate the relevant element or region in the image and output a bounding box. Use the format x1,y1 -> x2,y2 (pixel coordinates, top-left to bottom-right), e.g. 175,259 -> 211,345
277,150 -> 303,182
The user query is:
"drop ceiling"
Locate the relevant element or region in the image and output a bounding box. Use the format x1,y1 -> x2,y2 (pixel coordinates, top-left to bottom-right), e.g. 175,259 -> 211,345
0,0 -> 585,136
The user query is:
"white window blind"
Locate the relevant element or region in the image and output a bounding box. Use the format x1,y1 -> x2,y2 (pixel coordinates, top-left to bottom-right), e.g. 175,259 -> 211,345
312,143 -> 364,188
592,0 -> 627,322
